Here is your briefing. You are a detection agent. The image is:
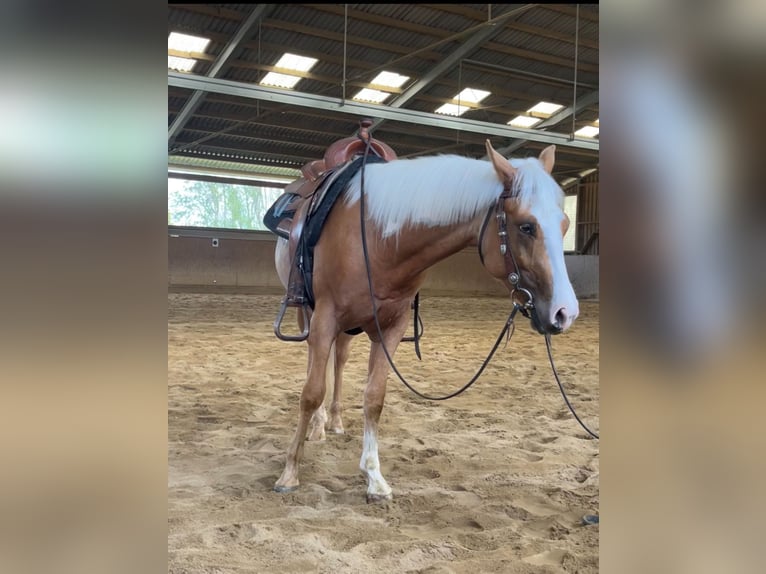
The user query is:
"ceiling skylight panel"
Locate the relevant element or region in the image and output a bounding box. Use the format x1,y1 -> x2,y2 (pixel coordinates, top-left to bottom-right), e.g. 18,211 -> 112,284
527,101 -> 564,116
455,88 -> 491,104
260,72 -> 303,89
508,115 -> 543,128
352,89 -> 391,103
274,53 -> 318,72
370,71 -> 409,89
260,53 -> 318,89
168,56 -> 197,72
435,103 -> 470,116
168,32 -> 211,54
574,125 -> 599,138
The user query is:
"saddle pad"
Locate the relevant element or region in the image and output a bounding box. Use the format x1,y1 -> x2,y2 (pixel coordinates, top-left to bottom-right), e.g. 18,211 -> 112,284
300,155 -> 387,306
262,156 -> 379,240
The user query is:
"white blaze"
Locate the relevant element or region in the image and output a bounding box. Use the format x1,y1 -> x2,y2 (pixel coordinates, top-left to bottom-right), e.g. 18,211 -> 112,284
531,199 -> 579,331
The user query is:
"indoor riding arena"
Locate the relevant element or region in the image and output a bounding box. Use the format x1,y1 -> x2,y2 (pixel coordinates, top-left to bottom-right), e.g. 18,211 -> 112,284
168,4 -> 599,573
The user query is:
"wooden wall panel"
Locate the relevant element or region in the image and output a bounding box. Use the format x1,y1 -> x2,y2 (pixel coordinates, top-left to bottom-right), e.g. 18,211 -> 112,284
576,173 -> 599,254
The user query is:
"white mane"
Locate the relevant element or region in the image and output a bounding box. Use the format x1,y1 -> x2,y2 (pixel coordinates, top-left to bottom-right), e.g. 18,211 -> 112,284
344,154 -> 564,237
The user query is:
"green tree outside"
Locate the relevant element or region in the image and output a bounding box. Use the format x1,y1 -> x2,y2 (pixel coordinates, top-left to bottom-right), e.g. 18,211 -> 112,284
168,179 -> 283,230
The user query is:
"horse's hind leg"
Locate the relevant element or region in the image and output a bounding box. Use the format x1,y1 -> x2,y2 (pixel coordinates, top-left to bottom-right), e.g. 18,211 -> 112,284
361,312 -> 409,503
307,404 -> 328,441
276,236 -> 332,441
309,331 -> 351,439
307,338 -> 335,441
329,333 -> 352,434
307,330 -> 352,438
274,310 -> 336,492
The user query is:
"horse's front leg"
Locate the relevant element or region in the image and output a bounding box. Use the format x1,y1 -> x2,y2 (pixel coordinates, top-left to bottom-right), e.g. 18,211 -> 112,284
274,308 -> 337,492
361,311 -> 409,503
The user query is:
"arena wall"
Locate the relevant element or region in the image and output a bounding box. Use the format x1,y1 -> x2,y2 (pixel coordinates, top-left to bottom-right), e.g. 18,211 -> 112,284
168,234 -> 598,299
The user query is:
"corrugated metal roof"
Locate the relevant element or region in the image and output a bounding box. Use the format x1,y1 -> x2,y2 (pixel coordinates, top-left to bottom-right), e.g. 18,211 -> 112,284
168,9 -> 243,38
394,7 -> 471,32
168,4 -> 599,178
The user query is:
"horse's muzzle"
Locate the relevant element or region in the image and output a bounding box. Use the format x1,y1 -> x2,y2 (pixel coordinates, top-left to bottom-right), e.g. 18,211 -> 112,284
530,309 -> 565,335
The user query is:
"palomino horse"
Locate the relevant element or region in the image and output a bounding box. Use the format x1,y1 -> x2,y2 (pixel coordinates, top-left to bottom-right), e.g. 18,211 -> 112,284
273,141 -> 579,502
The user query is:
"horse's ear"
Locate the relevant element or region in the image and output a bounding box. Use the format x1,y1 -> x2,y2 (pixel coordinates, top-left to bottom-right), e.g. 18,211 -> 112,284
539,145 -> 556,174
485,140 -> 516,183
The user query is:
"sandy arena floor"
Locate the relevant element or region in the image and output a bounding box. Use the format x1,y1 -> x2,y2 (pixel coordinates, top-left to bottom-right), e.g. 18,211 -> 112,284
168,293 -> 599,573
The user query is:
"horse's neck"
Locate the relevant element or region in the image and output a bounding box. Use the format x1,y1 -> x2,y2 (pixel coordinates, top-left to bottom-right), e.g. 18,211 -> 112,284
374,212 -> 483,286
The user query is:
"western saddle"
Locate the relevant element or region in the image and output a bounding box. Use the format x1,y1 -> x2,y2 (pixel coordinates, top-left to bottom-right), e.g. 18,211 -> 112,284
264,119 -> 397,341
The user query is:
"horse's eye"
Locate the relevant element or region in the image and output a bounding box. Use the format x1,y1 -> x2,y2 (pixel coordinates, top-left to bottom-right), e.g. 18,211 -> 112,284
519,223 -> 536,237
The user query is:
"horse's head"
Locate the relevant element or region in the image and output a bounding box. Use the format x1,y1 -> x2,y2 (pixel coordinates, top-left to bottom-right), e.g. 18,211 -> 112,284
481,140 -> 579,335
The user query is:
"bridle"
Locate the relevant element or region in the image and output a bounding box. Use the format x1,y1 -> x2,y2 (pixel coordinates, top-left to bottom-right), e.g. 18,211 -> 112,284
476,181 -> 598,439
477,185 -> 535,320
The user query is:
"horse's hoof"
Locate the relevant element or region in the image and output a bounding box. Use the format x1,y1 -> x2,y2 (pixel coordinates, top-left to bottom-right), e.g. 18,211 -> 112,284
273,484 -> 299,494
366,492 -> 392,504
306,430 -> 326,442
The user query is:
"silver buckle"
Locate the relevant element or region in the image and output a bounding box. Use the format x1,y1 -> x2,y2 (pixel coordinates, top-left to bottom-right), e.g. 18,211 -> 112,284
511,286 -> 534,309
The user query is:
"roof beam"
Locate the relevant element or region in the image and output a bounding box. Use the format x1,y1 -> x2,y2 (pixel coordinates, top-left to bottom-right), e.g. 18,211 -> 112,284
169,52 -> 586,116
168,71 -> 599,151
168,5 -> 274,145
171,140 -> 317,166
169,35 -> 589,103
178,45 -> 571,106
372,4 -> 535,131
492,90 -> 599,157
168,103 -> 494,148
170,106 -> 478,147
167,50 -> 405,94
169,94 -> 598,154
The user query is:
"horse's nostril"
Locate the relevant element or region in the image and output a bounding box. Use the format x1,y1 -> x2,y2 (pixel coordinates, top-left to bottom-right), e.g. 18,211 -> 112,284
554,307 -> 568,329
